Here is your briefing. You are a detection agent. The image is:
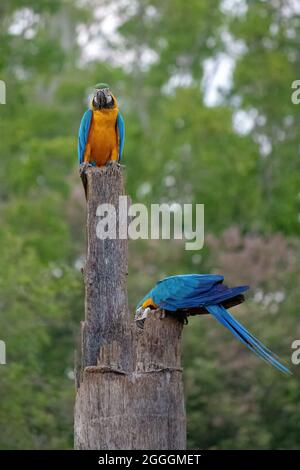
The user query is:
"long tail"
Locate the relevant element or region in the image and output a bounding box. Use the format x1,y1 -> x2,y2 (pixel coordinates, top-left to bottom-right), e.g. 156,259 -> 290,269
206,304 -> 291,375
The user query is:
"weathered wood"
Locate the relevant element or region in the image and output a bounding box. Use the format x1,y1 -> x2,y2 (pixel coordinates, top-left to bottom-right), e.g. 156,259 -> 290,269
74,165 -> 186,450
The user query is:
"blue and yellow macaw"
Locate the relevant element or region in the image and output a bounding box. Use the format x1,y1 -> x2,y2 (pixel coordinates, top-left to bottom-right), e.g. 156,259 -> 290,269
135,274 -> 291,374
78,83 -> 125,168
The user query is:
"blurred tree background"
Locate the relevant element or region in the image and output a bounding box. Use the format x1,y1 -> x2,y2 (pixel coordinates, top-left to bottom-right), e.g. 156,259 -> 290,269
0,0 -> 299,449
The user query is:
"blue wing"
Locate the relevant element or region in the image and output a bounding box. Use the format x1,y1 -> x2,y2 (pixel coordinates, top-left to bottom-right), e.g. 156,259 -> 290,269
117,112 -> 125,161
207,304 -> 291,375
78,109 -> 92,164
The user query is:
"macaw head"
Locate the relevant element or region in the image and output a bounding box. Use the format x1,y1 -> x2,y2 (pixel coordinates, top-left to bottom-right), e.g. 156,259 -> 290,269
92,83 -> 115,109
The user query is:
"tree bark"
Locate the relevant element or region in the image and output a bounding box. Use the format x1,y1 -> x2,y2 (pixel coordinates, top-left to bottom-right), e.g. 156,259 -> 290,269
74,165 -> 186,450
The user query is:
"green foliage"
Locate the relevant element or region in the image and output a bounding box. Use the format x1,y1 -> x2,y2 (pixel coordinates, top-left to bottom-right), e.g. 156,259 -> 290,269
0,0 -> 299,449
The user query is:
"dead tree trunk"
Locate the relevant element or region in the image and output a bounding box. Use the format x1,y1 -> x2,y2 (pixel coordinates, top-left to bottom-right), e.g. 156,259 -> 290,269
74,166 -> 186,450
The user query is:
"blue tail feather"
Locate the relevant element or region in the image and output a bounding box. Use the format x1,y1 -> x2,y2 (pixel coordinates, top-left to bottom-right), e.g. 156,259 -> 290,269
217,309 -> 289,373
218,307 -> 286,365
206,304 -> 291,375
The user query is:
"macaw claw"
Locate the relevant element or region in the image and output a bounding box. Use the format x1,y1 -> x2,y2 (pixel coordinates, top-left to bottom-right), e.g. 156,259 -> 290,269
79,161 -> 94,175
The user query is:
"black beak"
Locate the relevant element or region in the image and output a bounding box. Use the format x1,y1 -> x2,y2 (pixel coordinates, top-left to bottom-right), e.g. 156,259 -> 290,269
93,90 -> 107,109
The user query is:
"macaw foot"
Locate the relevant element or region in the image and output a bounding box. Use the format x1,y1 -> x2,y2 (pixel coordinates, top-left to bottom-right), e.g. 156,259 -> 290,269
106,160 -> 125,169
159,309 -> 167,319
79,161 -> 94,175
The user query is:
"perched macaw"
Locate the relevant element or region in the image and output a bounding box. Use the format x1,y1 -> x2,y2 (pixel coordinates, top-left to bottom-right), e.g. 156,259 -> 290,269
135,274 -> 291,374
78,83 -> 125,168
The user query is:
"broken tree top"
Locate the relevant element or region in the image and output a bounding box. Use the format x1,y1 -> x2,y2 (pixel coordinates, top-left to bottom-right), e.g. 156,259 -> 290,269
75,167 -> 186,450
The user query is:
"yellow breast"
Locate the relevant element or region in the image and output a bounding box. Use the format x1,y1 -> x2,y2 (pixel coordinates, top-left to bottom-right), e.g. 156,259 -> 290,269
85,104 -> 119,166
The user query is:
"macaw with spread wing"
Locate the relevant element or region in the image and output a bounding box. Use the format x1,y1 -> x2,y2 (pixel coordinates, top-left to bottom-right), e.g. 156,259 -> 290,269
135,274 -> 291,375
78,83 -> 125,193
